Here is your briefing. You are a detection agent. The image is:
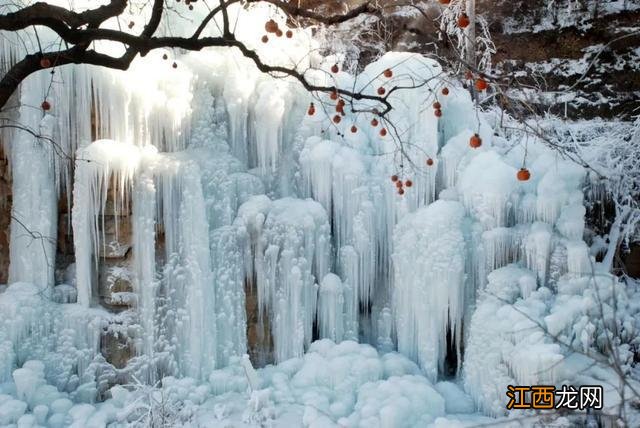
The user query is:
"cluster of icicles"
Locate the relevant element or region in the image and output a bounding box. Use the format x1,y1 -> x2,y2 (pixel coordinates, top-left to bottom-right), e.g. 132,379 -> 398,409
0,4 -> 594,412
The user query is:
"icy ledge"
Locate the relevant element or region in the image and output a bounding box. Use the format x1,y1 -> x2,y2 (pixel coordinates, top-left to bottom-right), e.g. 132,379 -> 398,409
0,340 -> 493,427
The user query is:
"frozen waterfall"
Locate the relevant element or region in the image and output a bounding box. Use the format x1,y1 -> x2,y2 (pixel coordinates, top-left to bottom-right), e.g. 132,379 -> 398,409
0,2 -> 617,423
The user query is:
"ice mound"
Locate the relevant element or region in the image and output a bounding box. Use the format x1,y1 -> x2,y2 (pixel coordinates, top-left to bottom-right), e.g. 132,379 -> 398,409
0,340 -> 465,427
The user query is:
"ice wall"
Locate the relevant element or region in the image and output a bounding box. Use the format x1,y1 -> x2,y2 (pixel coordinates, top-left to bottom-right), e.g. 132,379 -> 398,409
0,0 -> 616,417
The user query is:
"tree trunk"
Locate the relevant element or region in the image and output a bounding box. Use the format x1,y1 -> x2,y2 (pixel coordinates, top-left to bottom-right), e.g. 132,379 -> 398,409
465,0 -> 476,69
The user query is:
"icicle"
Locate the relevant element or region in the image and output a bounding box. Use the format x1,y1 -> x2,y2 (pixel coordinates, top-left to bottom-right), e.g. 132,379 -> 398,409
338,246 -> 360,341
566,240 -> 591,277
556,204 -> 586,240
239,197 -> 330,362
516,193 -> 537,224
482,227 -> 516,272
299,138 -> 337,211
458,152 -> 518,230
317,273 -> 345,342
8,92 -> 58,290
523,222 -> 553,287
210,226 -> 248,367
131,171 -> 157,368
157,157 -> 216,380
223,63 -> 258,166
253,81 -> 287,173
393,200 -> 467,381
72,140 -> 146,307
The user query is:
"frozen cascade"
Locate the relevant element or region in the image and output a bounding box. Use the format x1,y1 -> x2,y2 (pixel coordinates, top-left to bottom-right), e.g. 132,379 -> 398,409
458,151 -> 517,230
482,227 -> 517,272
210,226 -> 248,367
154,156 -> 216,380
318,273 -> 346,342
8,91 -> 58,290
463,266 -> 564,416
300,138 -> 377,306
523,222 -> 553,286
222,60 -> 258,166
131,171 -> 158,361
393,200 -> 467,381
337,246 -> 361,341
254,81 -> 288,173
0,283 -> 104,393
73,140 -> 149,307
238,197 -> 331,362
0,2 -> 621,421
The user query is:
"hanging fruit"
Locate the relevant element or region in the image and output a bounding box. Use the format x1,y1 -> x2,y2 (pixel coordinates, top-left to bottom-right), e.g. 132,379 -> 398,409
128,21 -> 135,29
261,35 -> 269,43
308,103 -> 315,116
330,90 -> 338,100
439,0 -> 451,4
336,104 -> 344,113
380,128 -> 387,137
517,168 -> 531,181
39,58 -> 51,68
276,29 -> 283,37
333,115 -> 342,124
470,133 -> 482,148
442,87 -> 449,96
398,188 -> 405,195
265,19 -> 278,33
172,62 -> 178,69
391,175 -> 399,182
286,30 -> 293,38
371,118 -> 379,127
395,180 -> 403,189
433,101 -> 441,109
426,158 -> 434,166
383,68 -> 393,78
377,87 -> 386,95
434,109 -> 443,118
405,180 -> 413,188
475,78 -> 488,91
162,53 -> 168,60
458,13 -> 470,28
351,125 -> 358,133
41,100 -> 51,111
331,64 -> 339,73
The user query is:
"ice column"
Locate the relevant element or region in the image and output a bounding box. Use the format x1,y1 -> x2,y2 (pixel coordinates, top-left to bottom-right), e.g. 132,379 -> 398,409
317,273 -> 345,342
393,200 -> 467,381
240,197 -> 331,362
158,158 -> 216,379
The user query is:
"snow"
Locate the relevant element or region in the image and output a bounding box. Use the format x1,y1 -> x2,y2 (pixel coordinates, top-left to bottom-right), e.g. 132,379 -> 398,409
0,340 -> 468,427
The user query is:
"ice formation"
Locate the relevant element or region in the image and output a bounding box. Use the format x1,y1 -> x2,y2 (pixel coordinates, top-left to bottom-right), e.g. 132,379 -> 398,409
0,0 -> 635,425
393,200 -> 468,381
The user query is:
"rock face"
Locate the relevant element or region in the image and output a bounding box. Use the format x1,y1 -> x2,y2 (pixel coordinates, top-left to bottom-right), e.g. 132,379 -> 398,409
486,1 -> 640,119
325,0 -> 640,120
101,328 -> 134,370
245,278 -> 274,367
624,244 -> 640,278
